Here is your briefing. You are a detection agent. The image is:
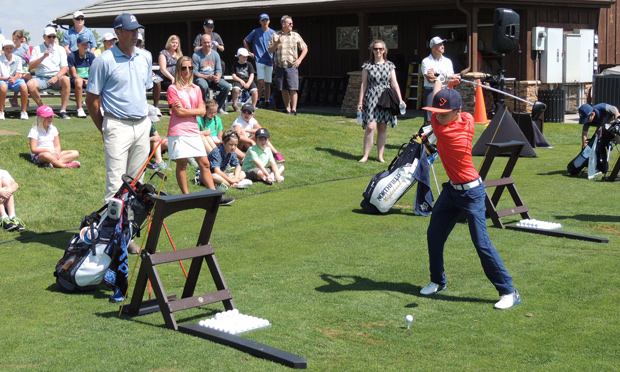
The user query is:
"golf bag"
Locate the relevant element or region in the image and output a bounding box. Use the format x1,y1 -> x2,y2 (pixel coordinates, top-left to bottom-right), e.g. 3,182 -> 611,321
361,130 -> 436,214
54,175 -> 158,300
568,119 -> 620,177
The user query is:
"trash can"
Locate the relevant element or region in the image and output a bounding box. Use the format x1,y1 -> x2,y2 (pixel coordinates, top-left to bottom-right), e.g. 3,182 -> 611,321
538,89 -> 565,123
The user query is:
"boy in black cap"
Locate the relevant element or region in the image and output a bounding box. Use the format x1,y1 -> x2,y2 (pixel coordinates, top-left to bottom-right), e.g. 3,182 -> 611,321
241,127 -> 285,184
419,78 -> 521,310
578,103 -> 619,148
193,18 -> 225,53
232,102 -> 285,162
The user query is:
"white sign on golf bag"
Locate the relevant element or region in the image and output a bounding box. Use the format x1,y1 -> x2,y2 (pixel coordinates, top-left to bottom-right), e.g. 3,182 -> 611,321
368,158 -> 419,213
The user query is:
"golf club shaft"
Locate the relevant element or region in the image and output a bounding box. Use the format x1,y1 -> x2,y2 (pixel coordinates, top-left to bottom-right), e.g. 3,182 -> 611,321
458,78 -> 534,106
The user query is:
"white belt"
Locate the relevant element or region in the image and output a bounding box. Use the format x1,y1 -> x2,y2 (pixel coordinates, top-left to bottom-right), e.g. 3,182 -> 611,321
450,177 -> 482,191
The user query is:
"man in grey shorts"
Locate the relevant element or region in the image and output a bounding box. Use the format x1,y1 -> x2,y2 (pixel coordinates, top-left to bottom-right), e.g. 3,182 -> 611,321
268,15 -> 308,116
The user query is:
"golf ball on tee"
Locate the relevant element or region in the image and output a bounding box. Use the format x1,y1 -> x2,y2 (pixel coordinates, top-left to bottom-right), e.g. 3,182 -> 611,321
406,314 -> 414,322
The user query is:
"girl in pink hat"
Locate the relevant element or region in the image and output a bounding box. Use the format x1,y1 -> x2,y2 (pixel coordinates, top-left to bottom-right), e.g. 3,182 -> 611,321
27,105 -> 81,168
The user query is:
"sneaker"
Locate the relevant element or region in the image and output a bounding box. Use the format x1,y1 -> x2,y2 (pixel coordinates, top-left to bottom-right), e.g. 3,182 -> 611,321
76,108 -> 87,118
154,161 -> 170,172
236,179 -> 253,189
289,110 -> 297,116
20,111 -> 28,120
217,108 -> 229,115
275,152 -> 285,162
127,241 -> 141,255
232,105 -> 240,112
59,111 -> 70,120
219,196 -> 235,206
65,161 -> 81,168
420,282 -> 447,296
44,163 -> 54,169
188,157 -> 199,168
155,107 -> 162,117
494,290 -> 522,310
0,111 -> 4,120
216,183 -> 229,191
2,216 -> 17,231
10,217 -> 26,231
194,175 -> 203,186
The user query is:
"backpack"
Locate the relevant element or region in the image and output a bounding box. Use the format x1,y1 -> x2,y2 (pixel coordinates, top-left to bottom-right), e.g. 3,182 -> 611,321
54,175 -> 157,298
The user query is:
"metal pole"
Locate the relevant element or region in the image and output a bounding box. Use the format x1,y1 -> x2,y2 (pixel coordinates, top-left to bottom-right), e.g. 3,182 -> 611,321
458,78 -> 535,106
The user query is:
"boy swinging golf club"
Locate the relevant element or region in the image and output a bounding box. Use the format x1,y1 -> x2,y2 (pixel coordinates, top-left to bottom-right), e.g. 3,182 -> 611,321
420,78 -> 521,310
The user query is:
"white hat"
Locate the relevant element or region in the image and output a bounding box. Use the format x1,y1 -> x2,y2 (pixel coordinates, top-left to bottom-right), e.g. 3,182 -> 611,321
2,40 -> 16,49
102,32 -> 116,41
73,11 -> 84,19
235,47 -> 250,57
44,26 -> 57,36
137,33 -> 144,41
429,36 -> 446,48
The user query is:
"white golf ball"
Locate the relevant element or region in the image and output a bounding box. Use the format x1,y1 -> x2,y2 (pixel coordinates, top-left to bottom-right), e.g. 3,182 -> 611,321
406,314 -> 414,322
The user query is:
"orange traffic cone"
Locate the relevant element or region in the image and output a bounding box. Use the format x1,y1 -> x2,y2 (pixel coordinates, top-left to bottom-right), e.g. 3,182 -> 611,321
474,79 -> 490,126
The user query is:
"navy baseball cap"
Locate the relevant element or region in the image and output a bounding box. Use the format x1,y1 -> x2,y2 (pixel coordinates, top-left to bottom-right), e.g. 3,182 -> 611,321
423,89 -> 463,113
578,104 -> 594,124
259,13 -> 270,21
255,128 -> 270,138
76,34 -> 89,44
114,13 -> 143,30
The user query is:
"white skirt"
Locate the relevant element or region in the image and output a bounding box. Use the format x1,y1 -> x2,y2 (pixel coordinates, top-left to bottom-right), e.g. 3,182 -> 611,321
167,136 -> 207,160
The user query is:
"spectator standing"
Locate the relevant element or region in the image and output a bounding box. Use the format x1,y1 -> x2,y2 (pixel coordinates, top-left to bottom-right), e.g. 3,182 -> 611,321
94,32 -> 116,58
153,35 -> 182,116
268,15 -> 308,115
230,47 -> 258,110
357,39 -> 404,163
244,13 -> 276,108
85,13 -> 153,205
421,36 -> 459,125
192,33 -> 230,115
68,35 -> 95,118
27,27 -> 71,120
0,40 -> 29,120
62,11 -> 97,54
193,18 -> 226,73
0,169 -> 26,232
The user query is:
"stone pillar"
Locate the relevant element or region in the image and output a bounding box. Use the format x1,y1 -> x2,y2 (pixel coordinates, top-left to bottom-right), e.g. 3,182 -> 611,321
341,71 -> 362,115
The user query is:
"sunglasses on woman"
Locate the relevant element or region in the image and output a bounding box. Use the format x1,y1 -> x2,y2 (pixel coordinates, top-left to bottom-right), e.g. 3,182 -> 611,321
181,66 -> 193,71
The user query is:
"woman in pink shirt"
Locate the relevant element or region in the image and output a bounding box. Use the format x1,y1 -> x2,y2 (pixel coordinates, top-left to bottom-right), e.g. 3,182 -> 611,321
167,56 -> 215,193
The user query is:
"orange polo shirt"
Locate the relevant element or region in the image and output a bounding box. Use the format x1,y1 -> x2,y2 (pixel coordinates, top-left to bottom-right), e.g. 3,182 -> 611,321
431,112 -> 479,184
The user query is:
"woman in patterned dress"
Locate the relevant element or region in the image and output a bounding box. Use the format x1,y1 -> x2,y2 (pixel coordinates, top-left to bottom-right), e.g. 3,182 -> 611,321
357,40 -> 405,163
167,56 -> 215,193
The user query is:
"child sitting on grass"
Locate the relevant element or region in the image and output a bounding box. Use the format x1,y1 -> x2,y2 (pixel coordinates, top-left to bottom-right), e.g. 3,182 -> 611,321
196,99 -> 223,154
0,169 -> 26,231
232,102 -> 285,162
207,130 -> 252,189
27,106 -> 81,169
242,128 -> 284,184
148,105 -> 169,172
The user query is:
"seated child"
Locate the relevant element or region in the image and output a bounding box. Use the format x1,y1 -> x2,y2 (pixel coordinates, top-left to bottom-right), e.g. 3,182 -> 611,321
0,40 -> 29,120
197,99 -> 223,154
232,102 -> 285,162
147,105 -> 169,171
207,130 -> 252,189
242,128 -> 285,184
0,169 -> 26,231
231,48 -> 258,111
27,106 -> 81,169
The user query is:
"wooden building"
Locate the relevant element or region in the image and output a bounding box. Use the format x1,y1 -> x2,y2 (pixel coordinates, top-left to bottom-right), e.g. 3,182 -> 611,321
54,0 -> 619,108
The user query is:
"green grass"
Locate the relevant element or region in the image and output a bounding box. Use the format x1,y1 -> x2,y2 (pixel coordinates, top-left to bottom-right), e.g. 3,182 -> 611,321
1,108 -> 619,371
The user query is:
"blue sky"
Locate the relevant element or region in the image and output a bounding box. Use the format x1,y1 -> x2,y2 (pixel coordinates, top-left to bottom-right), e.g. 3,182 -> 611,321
0,0 -> 111,44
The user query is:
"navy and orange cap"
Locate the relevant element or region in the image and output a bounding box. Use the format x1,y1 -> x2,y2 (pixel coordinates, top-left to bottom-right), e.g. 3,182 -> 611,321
423,89 -> 463,113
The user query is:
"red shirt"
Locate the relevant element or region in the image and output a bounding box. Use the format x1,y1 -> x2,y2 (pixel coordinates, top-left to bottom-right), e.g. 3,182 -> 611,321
431,112 -> 480,184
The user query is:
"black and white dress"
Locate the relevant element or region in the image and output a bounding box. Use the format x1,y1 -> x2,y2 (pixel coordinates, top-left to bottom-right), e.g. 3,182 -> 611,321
361,60 -> 397,128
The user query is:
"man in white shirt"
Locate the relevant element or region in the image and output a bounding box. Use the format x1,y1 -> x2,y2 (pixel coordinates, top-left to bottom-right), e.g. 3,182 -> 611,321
421,36 -> 459,125
27,26 -> 71,119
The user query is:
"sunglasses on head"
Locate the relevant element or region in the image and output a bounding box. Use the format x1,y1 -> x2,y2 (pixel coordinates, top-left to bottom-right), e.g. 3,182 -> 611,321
223,132 -> 238,140
181,66 -> 193,71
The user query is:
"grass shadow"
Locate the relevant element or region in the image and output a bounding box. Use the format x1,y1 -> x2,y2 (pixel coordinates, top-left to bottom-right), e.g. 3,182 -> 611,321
45,283 -> 111,300
19,152 -> 31,163
351,207 -> 417,216
316,274 -> 493,304
315,146 -> 361,161
537,170 -> 581,177
9,230 -> 77,249
555,214 -> 620,223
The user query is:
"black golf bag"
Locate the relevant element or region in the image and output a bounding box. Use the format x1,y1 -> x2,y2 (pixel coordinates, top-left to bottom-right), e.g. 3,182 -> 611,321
568,119 -> 620,176
361,130 -> 437,214
54,175 -> 159,300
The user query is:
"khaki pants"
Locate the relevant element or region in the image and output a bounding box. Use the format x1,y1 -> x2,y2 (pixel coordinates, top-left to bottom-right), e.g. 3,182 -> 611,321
102,116 -> 150,203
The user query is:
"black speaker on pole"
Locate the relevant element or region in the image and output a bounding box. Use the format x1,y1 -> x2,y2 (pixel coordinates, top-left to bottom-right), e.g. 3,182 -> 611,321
492,8 -> 520,55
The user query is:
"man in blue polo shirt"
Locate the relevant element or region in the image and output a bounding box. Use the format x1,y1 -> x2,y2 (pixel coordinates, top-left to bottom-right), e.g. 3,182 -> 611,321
68,34 -> 95,118
85,13 -> 152,204
578,103 -> 620,148
62,11 -> 97,54
243,13 -> 276,108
